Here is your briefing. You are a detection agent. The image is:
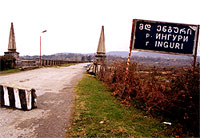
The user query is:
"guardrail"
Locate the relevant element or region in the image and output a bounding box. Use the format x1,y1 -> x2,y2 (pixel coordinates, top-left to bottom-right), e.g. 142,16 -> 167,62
41,59 -> 83,66
16,59 -> 85,68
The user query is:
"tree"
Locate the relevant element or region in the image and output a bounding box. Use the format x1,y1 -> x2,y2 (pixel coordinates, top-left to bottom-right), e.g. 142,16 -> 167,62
0,55 -> 16,71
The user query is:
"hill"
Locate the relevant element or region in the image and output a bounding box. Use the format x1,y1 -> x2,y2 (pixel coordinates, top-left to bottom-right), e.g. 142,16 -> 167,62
106,51 -> 200,67
107,51 -> 196,60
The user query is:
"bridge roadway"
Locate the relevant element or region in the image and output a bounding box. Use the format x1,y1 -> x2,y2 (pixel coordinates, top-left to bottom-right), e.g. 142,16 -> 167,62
0,63 -> 87,138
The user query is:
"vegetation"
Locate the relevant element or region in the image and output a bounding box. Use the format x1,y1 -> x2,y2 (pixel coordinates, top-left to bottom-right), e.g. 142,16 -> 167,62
97,61 -> 199,137
66,74 -> 171,137
0,68 -> 21,75
0,55 -> 16,71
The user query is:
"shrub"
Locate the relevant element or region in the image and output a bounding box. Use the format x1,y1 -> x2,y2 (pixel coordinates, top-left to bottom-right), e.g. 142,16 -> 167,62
0,55 -> 16,71
97,61 -> 199,137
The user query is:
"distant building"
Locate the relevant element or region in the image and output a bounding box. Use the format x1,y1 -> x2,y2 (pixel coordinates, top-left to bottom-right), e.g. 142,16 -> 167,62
4,22 -> 19,59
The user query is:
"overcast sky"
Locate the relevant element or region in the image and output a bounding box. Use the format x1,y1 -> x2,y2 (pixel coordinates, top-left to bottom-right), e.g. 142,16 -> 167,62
0,0 -> 199,56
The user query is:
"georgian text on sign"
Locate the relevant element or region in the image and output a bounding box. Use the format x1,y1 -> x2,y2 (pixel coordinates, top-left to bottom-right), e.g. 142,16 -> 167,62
132,19 -> 198,55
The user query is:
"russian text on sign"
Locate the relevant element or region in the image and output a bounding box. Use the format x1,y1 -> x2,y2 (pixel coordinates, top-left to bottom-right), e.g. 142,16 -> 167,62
132,19 -> 198,55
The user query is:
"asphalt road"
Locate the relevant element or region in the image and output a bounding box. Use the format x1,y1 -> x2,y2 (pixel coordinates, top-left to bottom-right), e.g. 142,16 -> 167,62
0,64 -> 87,138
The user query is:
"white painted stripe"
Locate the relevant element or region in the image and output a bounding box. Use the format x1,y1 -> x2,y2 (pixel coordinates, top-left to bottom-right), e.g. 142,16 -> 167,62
13,88 -> 22,109
26,90 -> 32,110
3,86 -> 10,106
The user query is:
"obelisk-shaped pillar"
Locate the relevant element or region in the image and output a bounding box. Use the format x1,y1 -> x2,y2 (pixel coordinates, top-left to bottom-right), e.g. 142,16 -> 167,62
4,22 -> 19,58
8,22 -> 16,52
94,26 -> 106,74
95,26 -> 106,64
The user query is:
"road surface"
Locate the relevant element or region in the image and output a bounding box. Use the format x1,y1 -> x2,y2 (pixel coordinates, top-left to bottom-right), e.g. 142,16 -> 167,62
0,64 -> 87,138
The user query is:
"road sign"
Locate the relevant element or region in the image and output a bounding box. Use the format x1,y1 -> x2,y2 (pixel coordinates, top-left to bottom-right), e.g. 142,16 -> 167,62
132,19 -> 199,55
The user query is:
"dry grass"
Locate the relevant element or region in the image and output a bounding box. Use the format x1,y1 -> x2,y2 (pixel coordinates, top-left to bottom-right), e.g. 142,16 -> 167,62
97,61 -> 199,137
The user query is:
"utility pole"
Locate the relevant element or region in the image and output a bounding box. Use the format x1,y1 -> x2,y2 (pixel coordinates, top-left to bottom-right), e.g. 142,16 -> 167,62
40,30 -> 47,66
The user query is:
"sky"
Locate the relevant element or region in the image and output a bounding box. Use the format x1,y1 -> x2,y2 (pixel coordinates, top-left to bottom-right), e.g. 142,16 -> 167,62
0,0 -> 200,56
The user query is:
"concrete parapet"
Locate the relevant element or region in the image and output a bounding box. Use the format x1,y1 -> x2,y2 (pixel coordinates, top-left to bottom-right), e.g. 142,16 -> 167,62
0,83 -> 37,111
20,59 -> 84,67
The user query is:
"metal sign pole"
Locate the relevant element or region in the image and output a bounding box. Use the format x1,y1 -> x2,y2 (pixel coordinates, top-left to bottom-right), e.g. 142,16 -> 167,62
193,25 -> 199,73
121,19 -> 135,97
125,19 -> 135,78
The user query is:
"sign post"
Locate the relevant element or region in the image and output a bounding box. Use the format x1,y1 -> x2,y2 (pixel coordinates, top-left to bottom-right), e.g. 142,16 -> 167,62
125,20 -> 135,78
192,25 -> 199,72
123,19 -> 199,96
122,20 -> 135,98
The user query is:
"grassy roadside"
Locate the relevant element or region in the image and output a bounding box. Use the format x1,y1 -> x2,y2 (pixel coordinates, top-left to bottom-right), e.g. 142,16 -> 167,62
66,74 -> 171,137
0,68 -> 21,75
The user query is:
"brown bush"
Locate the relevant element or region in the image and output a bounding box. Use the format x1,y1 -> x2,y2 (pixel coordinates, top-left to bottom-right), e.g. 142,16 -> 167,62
97,61 -> 199,137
